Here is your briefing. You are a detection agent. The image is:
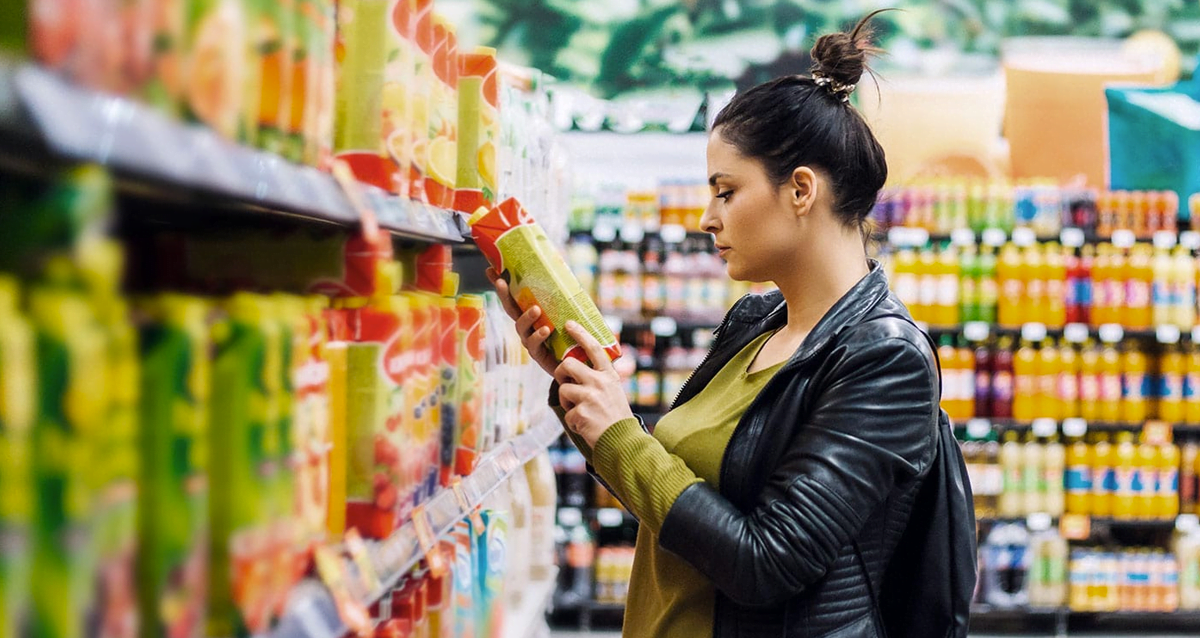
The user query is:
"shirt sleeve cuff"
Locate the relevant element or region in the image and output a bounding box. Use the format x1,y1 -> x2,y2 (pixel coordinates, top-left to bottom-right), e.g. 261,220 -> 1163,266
592,417 -> 700,534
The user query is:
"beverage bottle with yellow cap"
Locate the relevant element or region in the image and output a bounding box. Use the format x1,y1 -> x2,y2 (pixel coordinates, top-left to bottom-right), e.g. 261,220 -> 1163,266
1065,433 -> 1092,514
934,244 -> 959,327
1156,443 -> 1180,520
1134,435 -> 1159,519
1014,339 -> 1038,422
1091,244 -> 1114,326
1080,339 -> 1102,421
1120,341 -> 1150,424
1153,244 -> 1174,327
1126,245 -> 1154,330
1035,338 -> 1061,419
979,244 -> 999,324
1000,430 -> 1024,517
998,243 -> 1024,327
1023,244 -> 1047,325
1160,342 -> 1186,423
916,248 -> 938,325
1173,245 -> 1197,329
1113,431 -> 1138,520
1099,339 -> 1123,423
1046,243 -> 1067,328
1059,340 -> 1080,419
1092,433 -> 1115,517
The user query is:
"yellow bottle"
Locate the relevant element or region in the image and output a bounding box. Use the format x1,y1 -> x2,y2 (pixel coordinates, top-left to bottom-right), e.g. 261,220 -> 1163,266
1024,430 -> 1046,514
1157,443 -> 1180,520
1160,342 -> 1185,423
1036,338 -> 1062,420
1045,432 -> 1066,517
1153,245 -> 1174,327
892,248 -> 920,314
1113,431 -> 1138,520
998,243 -> 1025,328
1134,436 -> 1159,519
1111,246 -> 1131,327
1014,339 -> 1039,422
1188,340 -> 1200,424
935,245 -> 960,327
1099,340 -> 1123,423
1172,245 -> 1196,329
1120,341 -> 1149,424
1046,243 -> 1068,328
1065,434 -> 1092,515
1126,245 -> 1153,330
1092,244 -> 1114,326
1000,430 -> 1024,517
1024,243 -> 1047,325
1092,433 -> 1115,517
917,249 -> 938,326
1080,340 -> 1102,422
1059,340 -> 1080,419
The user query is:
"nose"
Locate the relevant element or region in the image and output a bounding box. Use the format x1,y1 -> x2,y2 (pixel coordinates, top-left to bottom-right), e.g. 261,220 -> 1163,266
700,199 -> 721,235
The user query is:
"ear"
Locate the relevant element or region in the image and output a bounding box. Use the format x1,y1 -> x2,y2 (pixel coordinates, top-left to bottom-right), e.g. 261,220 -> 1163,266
788,166 -> 818,218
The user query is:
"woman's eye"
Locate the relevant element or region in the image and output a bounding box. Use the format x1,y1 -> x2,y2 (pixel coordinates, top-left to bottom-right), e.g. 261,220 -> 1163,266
716,190 -> 733,201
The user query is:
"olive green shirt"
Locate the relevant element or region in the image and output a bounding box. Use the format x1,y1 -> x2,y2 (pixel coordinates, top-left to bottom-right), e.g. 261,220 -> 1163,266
565,330 -> 784,638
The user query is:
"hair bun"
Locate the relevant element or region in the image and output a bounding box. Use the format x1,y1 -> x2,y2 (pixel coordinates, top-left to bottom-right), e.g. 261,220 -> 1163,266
810,10 -> 888,95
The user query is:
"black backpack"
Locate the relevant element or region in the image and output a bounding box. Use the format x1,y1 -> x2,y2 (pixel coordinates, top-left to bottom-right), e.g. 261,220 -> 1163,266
858,325 -> 978,638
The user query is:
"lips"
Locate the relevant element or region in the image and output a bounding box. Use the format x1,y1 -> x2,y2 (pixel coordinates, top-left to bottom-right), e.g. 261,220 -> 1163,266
715,244 -> 731,256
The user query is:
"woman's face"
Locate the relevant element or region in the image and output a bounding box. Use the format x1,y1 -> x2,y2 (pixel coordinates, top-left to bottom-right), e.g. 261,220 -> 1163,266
701,130 -> 805,284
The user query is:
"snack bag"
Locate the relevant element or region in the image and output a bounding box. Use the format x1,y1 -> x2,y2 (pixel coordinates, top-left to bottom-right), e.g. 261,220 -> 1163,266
469,199 -> 620,363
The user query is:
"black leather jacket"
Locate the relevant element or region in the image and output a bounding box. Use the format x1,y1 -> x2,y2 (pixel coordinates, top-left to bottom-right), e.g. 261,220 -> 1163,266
657,262 -> 940,638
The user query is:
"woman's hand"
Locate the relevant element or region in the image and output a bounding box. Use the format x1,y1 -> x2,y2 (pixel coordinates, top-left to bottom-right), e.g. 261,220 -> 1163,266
555,321 -> 635,448
486,267 -> 558,377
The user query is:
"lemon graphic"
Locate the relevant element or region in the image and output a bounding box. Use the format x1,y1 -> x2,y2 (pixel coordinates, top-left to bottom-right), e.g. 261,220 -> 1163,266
386,129 -> 410,165
187,1 -> 245,139
1124,30 -> 1181,85
477,141 -> 496,188
428,136 -> 457,186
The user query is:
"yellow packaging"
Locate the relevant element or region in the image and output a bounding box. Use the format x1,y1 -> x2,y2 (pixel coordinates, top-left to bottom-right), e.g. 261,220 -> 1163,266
0,276 -> 34,638
454,47 -> 499,213
383,0 -> 415,197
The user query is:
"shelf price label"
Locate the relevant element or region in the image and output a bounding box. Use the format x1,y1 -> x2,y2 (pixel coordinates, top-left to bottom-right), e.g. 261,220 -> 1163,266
950,228 -> 976,247
1011,227 -> 1036,247
1142,420 -> 1173,446
1178,514 -> 1200,533
887,227 -> 930,248
1153,230 -> 1178,249
981,228 -> 1007,247
1062,418 -> 1088,437
1156,324 -> 1182,344
659,224 -> 688,244
1063,323 -> 1090,344
1098,324 -> 1125,344
650,316 -> 678,337
1021,322 -> 1048,343
1181,231 -> 1200,251
1031,418 -> 1057,438
597,508 -> 625,527
592,221 -> 618,243
966,418 -> 992,440
1059,514 -> 1091,541
1059,228 -> 1086,248
1111,229 -> 1136,249
411,505 -> 449,577
963,322 -> 990,342
344,528 -> 380,595
314,546 -> 373,638
1027,512 -> 1053,532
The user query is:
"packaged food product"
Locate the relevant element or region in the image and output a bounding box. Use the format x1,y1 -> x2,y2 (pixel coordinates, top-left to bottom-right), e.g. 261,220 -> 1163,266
423,17 -> 457,209
142,0 -> 187,113
454,47 -> 498,213
449,522 -> 474,638
183,0 -> 248,140
454,295 -> 485,477
408,0 -> 434,202
332,0 -> 394,190
253,0 -> 296,153
469,198 -> 620,363
293,297 -> 332,550
0,276 -> 34,638
383,0 -> 415,196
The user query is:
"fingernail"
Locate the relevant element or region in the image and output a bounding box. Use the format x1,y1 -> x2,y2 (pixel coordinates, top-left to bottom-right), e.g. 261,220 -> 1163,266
565,320 -> 578,330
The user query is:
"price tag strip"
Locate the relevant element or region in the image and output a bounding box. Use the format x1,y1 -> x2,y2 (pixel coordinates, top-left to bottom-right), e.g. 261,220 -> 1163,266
411,505 -> 450,577
452,478 -> 486,535
1060,514 -> 1092,541
343,528 -> 380,595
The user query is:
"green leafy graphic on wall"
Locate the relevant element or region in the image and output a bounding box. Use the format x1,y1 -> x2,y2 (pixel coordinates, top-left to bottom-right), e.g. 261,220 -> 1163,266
474,0 -> 1200,98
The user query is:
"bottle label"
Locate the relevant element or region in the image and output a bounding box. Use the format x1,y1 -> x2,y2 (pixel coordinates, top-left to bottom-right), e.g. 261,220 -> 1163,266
1101,374 -> 1122,401
1116,469 -> 1137,496
1123,373 -> 1147,400
1162,373 -> 1184,400
1005,467 -> 1023,493
1097,468 -> 1116,494
1059,373 -> 1079,402
992,371 -> 1014,401
937,274 -> 959,306
1128,280 -> 1151,308
985,466 -> 1004,496
1017,373 -> 1037,397
1066,466 -> 1092,493
1160,469 -> 1179,495
1077,279 -> 1093,306
1080,374 -> 1101,401
1185,372 -> 1200,400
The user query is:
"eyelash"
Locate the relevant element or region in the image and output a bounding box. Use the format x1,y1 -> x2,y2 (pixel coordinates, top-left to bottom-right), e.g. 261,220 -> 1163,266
716,190 -> 733,201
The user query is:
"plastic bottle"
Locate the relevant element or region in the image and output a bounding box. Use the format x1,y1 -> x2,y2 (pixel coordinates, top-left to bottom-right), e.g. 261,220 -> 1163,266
1075,245 -> 1095,326
1120,341 -> 1149,424
935,245 -> 960,327
1153,244 -> 1174,327
1092,244 -> 1114,327
891,247 -> 920,317
1036,338 -> 1061,420
1045,432 -> 1066,517
1024,244 -> 1047,325
1113,432 -> 1138,520
960,244 -> 980,323
1172,245 -> 1196,329
1157,443 -> 1180,520
1126,245 -> 1154,330
998,243 -> 1024,328
979,245 -> 999,324
1014,339 -> 1038,422
974,339 -> 993,418
1065,433 -> 1092,515
1182,438 -> 1199,515
1160,342 -> 1186,423
1092,433 -> 1115,517
1029,527 -> 1069,608
1133,436 -> 1159,520
938,334 -> 960,418
1099,339 -> 1123,423
957,338 -> 976,422
1176,528 -> 1200,610
1079,340 -> 1102,422
992,337 -> 1015,419
1023,430 -> 1046,515
917,249 -> 939,326
982,431 -> 1002,517
1187,340 -> 1200,424
1110,247 -> 1131,327
1045,243 -> 1067,328
1069,549 -> 1089,611
1059,340 -> 1080,419
1000,430 -> 1025,517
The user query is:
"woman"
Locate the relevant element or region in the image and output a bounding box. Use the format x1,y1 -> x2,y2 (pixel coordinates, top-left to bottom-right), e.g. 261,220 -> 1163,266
490,13 -> 941,638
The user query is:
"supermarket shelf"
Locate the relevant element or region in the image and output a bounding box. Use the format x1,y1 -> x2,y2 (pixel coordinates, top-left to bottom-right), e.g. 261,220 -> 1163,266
604,315 -> 722,337
267,415 -> 562,638
880,226 -> 1196,249
978,516 -> 1184,529
0,60 -> 467,244
970,606 -> 1200,630
501,569 -> 558,638
963,418 -> 1200,435
924,322 -> 1162,342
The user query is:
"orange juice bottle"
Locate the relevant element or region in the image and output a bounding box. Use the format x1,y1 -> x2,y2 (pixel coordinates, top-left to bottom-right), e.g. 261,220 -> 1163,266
1091,244 -> 1114,326
1153,244 -> 1174,327
1156,443 -> 1180,519
1134,436 -> 1158,519
1110,246 -> 1130,326
1023,244 -> 1047,325
1126,245 -> 1153,330
1172,245 -> 1196,329
917,249 -> 938,325
1120,341 -> 1149,424
938,335 -> 959,417
998,243 -> 1024,328
891,248 -> 920,315
1160,342 -> 1185,423
935,245 -> 960,327
1066,433 -> 1092,514
1080,339 -> 1103,421
1113,431 -> 1138,520
1099,339 -> 1123,423
1014,338 -> 1039,422
1060,340 -> 1080,419
1036,337 -> 1062,420
1045,243 -> 1068,328
1187,339 -> 1200,424
1092,433 -> 1115,517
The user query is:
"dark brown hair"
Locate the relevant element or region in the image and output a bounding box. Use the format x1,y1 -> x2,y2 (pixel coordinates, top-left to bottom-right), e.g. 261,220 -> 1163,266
711,11 -> 890,234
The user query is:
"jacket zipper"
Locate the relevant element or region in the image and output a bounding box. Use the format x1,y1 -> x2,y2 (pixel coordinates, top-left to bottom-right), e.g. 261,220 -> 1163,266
669,309 -> 735,411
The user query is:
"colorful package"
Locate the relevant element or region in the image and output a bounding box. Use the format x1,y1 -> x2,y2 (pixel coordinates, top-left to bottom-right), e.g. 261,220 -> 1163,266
408,0 -> 434,202
454,47 -> 499,213
449,522 -> 474,638
453,295 -> 484,477
475,509 -> 507,637
434,294 -> 458,486
207,294 -> 279,637
30,288 -> 107,638
286,0 -> 317,162
383,0 -> 415,196
183,0 -> 248,140
404,292 -> 436,506
333,0 -> 394,190
307,0 -> 337,167
293,297 -> 332,552
143,0 -> 186,113
252,0 -> 296,153
266,297 -> 301,621
323,309 -> 349,536
137,295 -> 210,638
469,199 -> 620,363
0,276 -> 34,638
424,17 -> 458,209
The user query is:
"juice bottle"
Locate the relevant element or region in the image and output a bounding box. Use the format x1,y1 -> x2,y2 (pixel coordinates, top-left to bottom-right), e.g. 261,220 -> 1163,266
1023,244 -> 1046,325
935,245 -> 960,327
455,46 -> 500,213
1099,339 -> 1123,423
1176,529 -> 1200,610
992,337 -> 1015,419
1188,339 -> 1200,424
1079,340 -> 1102,421
408,0 -> 434,201
1045,243 -> 1067,328
1183,438 -> 1199,515
1160,342 -> 1186,423
1023,430 -> 1046,514
982,431 -> 1002,516
979,245 -> 999,324
1045,431 -> 1066,517
958,339 -> 977,421
1091,244 -> 1114,326
998,243 -> 1024,328
1036,338 -> 1061,420
916,249 -> 938,325
1059,340 -> 1080,419
1077,245 -> 1095,326
1153,244 -> 1173,327
1092,433 -> 1115,517
974,339 -> 993,418
1065,433 -> 1092,515
1133,436 -> 1159,519
333,0 -> 392,190
1172,246 -> 1197,329
253,0 -> 295,153
1013,339 -> 1038,422
424,17 -> 459,209
1113,431 -> 1138,520
1066,247 -> 1083,324
1126,245 -> 1153,330
1000,430 -> 1024,517
938,335 -> 959,418
1156,443 -> 1180,520
1120,341 -> 1149,424
891,248 -> 920,316
959,244 -> 979,323
1109,247 -> 1130,326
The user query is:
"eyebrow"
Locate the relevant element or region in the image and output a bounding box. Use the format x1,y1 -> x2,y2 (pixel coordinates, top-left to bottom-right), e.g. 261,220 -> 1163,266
708,172 -> 730,186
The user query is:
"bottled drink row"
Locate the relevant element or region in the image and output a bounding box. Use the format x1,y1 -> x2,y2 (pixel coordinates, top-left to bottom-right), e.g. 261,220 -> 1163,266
889,241 -> 1200,330
569,181 -> 711,234
871,178 -> 1192,239
978,522 -> 1200,613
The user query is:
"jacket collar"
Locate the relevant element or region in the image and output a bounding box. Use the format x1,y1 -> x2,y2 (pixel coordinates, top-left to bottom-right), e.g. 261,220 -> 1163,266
731,259 -> 891,368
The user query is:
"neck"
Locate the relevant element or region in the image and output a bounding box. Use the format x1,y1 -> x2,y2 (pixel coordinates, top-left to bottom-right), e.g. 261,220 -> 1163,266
773,230 -> 870,337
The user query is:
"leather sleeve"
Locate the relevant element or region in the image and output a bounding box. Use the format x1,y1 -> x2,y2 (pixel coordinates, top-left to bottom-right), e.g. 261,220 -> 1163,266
657,334 -> 938,608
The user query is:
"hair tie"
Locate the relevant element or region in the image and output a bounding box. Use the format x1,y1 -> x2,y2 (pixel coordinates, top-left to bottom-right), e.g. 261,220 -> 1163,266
811,70 -> 855,104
